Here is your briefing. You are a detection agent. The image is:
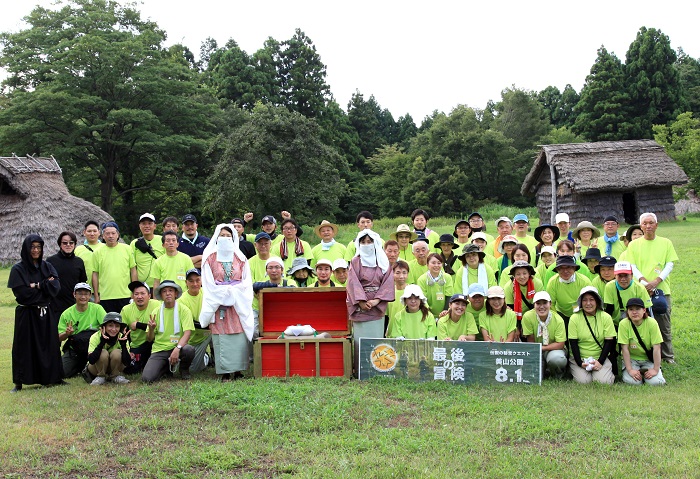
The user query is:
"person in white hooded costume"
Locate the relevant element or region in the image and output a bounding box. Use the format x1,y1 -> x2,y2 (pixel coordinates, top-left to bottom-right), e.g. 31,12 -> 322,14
199,224 -> 254,380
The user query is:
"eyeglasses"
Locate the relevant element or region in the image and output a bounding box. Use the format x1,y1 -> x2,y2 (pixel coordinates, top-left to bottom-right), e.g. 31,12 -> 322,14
603,222 -> 618,227
281,227 -> 296,231
61,241 -> 76,246
30,245 -> 42,250
266,266 -> 282,270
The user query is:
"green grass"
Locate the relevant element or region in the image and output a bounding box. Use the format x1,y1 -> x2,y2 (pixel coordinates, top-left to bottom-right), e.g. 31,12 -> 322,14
1,217 -> 699,478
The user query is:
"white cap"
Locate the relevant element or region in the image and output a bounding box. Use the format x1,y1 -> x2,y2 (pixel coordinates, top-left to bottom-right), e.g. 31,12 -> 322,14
533,291 -> 551,303
332,258 -> 348,270
614,261 -> 633,275
315,259 -> 333,269
265,257 -> 284,268
139,213 -> 156,222
470,232 -> 488,243
555,213 -> 569,223
495,216 -> 512,227
400,284 -> 428,305
540,245 -> 556,255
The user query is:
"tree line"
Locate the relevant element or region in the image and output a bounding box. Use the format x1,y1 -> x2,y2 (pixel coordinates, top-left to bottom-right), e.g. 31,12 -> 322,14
1,0 -> 699,236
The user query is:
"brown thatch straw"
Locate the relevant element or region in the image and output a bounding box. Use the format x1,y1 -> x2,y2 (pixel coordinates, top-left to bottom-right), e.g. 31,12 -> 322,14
0,154 -> 113,265
521,140 -> 688,196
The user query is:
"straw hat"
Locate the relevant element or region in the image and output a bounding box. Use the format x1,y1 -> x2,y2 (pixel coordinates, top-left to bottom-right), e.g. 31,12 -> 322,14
314,220 -> 339,238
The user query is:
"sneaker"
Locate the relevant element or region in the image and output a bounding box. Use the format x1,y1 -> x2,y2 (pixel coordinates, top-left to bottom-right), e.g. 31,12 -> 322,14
90,376 -> 106,386
663,358 -> 676,364
112,375 -> 130,384
181,369 -> 191,380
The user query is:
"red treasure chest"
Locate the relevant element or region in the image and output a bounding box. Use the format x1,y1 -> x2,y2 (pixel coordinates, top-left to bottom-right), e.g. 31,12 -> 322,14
253,287 -> 352,378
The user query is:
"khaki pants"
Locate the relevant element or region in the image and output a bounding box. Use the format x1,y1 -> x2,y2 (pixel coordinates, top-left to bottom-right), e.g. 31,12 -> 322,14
88,349 -> 125,379
569,357 -> 614,384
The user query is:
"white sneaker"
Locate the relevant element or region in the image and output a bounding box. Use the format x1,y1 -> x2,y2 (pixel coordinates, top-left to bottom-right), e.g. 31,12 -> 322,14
112,375 -> 130,384
90,376 -> 106,386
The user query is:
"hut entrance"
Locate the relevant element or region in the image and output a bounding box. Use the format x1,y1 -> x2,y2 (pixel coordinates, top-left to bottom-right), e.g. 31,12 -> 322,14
622,192 -> 637,224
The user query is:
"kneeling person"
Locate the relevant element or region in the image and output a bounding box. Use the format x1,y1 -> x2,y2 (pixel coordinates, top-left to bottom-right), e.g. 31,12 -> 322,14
141,281 -> 195,383
179,268 -> 212,374
618,298 -> 665,386
522,291 -> 567,379
437,294 -> 477,341
86,312 -> 131,385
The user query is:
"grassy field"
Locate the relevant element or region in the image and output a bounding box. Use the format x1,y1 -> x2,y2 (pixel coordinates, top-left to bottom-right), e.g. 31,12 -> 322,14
1,217 -> 699,478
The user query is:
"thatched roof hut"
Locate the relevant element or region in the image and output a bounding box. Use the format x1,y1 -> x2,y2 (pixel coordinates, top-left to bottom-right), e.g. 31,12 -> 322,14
0,154 -> 113,265
521,140 -> 688,225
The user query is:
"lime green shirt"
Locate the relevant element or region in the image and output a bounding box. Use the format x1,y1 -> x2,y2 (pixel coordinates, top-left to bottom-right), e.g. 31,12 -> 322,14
603,281 -> 652,326
391,309 -> 437,339
479,309 -> 517,342
151,301 -> 195,354
58,303 -> 106,335
546,273 -> 592,317
618,317 -> 663,361
437,312 -> 478,340
88,331 -> 129,354
568,310 -> 616,359
453,264 -> 496,295
179,289 -> 209,346
120,299 -> 160,348
310,242 -> 347,267
521,309 -> 567,344
130,236 -> 165,287
92,243 -> 136,300
153,252 -> 195,290
75,242 -> 105,285
407,260 -> 428,285
504,278 -> 545,313
417,271 -> 454,317
625,236 -> 678,295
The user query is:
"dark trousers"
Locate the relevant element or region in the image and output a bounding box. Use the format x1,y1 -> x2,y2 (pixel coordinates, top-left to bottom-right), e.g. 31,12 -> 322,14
141,346 -> 195,383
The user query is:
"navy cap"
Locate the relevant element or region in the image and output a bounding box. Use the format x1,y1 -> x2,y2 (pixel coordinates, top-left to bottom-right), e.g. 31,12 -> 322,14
449,294 -> 469,304
231,217 -> 244,225
261,215 -> 276,225
255,232 -> 272,242
182,214 -> 197,223
468,212 -> 483,220
185,268 -> 200,278
626,297 -> 646,309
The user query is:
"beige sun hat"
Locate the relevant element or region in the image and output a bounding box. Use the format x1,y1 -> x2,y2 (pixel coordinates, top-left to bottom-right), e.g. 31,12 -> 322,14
572,221 -> 601,240
389,224 -> 418,242
314,220 -> 339,238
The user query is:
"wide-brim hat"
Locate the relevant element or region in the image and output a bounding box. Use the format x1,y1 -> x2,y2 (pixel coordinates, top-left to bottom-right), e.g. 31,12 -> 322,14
287,257 -> 314,276
625,224 -> 642,243
581,247 -> 602,264
101,312 -> 126,327
400,284 -> 428,306
389,224 -> 418,242
435,233 -> 458,250
314,220 -> 339,238
553,255 -> 580,272
572,221 -> 601,240
458,243 -> 485,259
594,255 -> 617,274
534,224 -> 560,244
508,260 -> 536,277
154,280 -> 183,300
497,235 -> 518,255
452,219 -> 470,238
576,285 -> 603,311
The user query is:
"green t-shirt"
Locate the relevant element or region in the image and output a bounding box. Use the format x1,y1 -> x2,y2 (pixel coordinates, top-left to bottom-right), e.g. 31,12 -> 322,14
151,301 -> 195,354
591,277 -> 612,298
603,280 -> 652,325
504,277 -> 545,313
178,289 -> 209,346
130,236 -> 165,287
521,309 -> 567,344
58,303 -> 106,335
599,236 -> 626,259
568,310 -> 616,359
74,242 -> 105,285
88,331 -> 129,354
120,299 -> 160,348
385,287 -> 406,338
406,260 -> 428,285
625,236 -> 679,295
617,317 -> 663,361
92,243 -> 136,300
275,239 -> 313,272
479,309 -> 517,342
311,242 -> 347,267
437,312 -> 478,340
398,247 -> 415,263
466,304 -> 485,326
391,309 -> 437,339
546,273 -> 592,317
453,264 -> 496,295
543,258 -> 587,285
416,271 -> 454,317
514,234 -> 539,256
248,255 -> 270,283
153,252 -> 195,290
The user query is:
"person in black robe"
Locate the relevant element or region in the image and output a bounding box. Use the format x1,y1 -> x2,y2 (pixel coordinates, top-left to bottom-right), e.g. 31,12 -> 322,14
46,231 -> 87,318
7,234 -> 63,392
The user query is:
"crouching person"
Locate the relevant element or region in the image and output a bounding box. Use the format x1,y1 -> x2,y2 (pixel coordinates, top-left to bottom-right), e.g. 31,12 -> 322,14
521,291 -> 568,379
141,280 -> 195,383
618,298 -> 666,386
86,312 -> 131,385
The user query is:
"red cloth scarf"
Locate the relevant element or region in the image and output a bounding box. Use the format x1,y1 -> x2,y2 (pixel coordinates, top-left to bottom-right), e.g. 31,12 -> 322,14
280,237 -> 304,260
513,278 -> 536,320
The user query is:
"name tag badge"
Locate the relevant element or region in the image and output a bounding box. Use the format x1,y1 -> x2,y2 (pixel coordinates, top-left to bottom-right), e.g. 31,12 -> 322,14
169,334 -> 180,344
436,293 -> 444,301
177,275 -> 185,281
630,344 -> 638,349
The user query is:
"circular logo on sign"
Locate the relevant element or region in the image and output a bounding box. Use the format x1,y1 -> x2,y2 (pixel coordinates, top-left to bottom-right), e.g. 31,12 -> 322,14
370,343 -> 398,372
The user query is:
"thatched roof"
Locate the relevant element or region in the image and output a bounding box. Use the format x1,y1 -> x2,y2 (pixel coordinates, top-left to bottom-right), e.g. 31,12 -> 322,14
521,140 -> 689,195
0,154 -> 113,265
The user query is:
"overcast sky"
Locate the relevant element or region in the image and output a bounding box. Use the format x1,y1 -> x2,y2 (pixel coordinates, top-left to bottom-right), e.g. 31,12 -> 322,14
1,0 -> 697,123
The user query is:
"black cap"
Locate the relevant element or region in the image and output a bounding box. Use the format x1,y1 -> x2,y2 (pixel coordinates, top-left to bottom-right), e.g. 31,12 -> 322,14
185,268 -> 201,278
182,214 -> 197,223
626,297 -> 645,309
413,232 -> 429,245
128,281 -> 150,293
231,218 -> 244,225
468,212 -> 483,220
603,215 -> 619,224
435,233 -> 457,249
261,215 -> 276,225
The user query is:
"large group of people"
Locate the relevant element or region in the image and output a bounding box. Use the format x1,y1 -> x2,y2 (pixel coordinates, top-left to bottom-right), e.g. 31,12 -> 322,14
8,208 -> 677,391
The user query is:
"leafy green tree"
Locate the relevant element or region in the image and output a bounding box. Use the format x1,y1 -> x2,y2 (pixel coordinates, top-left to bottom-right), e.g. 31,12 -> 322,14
347,91 -> 396,161
537,86 -> 562,126
278,29 -> 331,118
0,0 -> 217,230
394,114 -> 418,149
491,87 -> 551,152
557,84 -> 580,128
654,112 -> 700,192
365,145 -> 414,217
205,103 -> 347,225
625,27 -> 684,138
573,46 -> 631,141
676,48 -> 700,116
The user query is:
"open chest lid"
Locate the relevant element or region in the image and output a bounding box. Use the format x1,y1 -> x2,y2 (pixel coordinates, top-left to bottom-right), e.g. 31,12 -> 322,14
259,287 -> 350,338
